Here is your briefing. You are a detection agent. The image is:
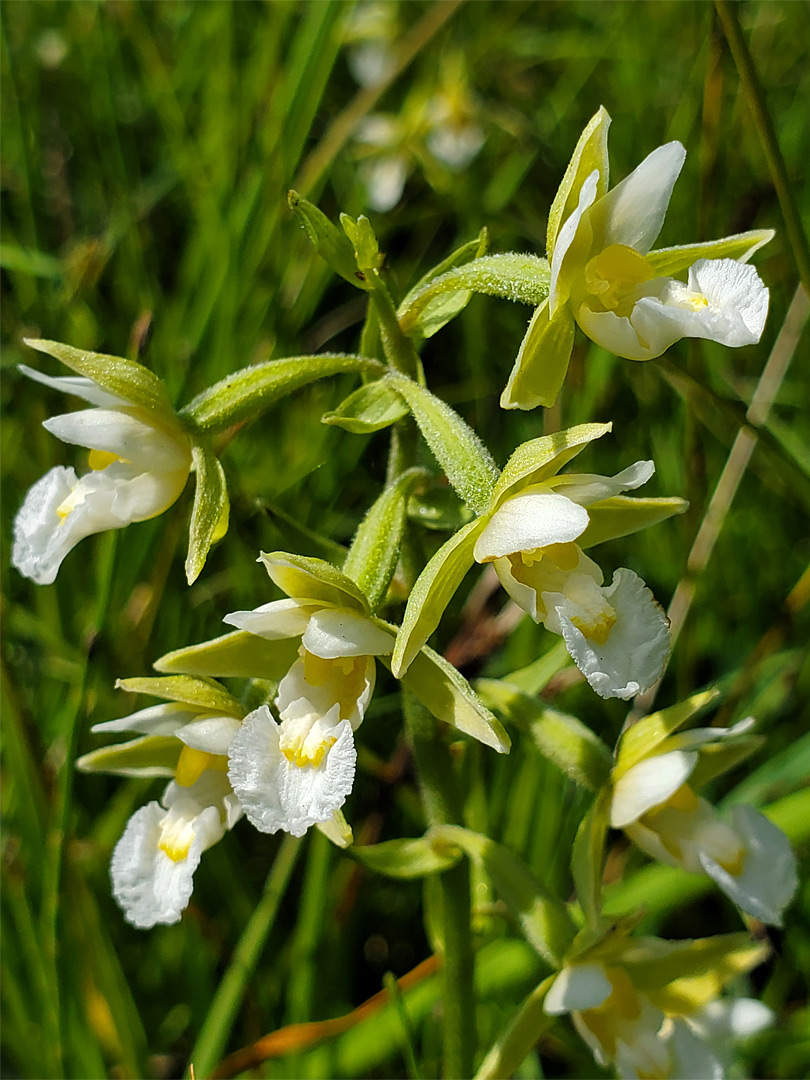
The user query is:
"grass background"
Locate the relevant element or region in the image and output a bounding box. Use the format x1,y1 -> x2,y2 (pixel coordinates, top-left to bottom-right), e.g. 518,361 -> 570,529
2,1 -> 808,1077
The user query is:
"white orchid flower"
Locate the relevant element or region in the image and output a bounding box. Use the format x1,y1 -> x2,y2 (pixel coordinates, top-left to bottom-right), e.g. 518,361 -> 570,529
13,363 -> 191,584
502,106 -> 772,409
611,719 -> 798,925
224,597 -> 394,837
474,459 -> 669,699
80,698 -> 243,929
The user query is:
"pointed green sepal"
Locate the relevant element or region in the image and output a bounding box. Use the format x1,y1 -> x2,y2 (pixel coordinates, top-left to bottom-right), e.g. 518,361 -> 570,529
115,675 -> 244,717
647,229 -> 774,277
153,631 -> 301,680
352,836 -> 463,879
340,213 -> 384,276
398,227 -> 489,340
181,354 -> 383,433
687,733 -> 764,790
614,688 -> 720,778
500,298 -> 575,411
343,469 -> 426,611
76,734 -> 180,777
259,550 -> 369,612
288,190 -> 369,288
578,495 -> 688,549
23,338 -> 174,417
186,442 -> 229,584
386,373 -> 499,514
624,933 -> 770,1005
321,379 -> 408,433
491,423 -> 612,509
547,106 -> 611,254
316,809 -> 354,849
392,516 -> 487,676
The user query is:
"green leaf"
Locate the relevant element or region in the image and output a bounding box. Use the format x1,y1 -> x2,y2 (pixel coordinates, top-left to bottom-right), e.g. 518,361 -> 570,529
23,338 -> 174,416
547,106 -> 610,255
398,253 -> 551,337
352,836 -> 463,879
431,826 -> 577,966
500,298 -> 575,411
321,380 -> 408,433
392,517 -> 487,677
614,689 -> 720,778
343,469 -> 425,610
0,244 -> 62,279
386,374 -> 499,514
393,643 -> 510,754
491,423 -> 612,509
407,485 -> 473,532
153,631 -> 301,680
398,228 -> 489,340
493,641 -> 571,695
475,976 -> 555,1080
288,190 -> 368,288
578,495 -> 689,549
647,229 -> 774,277
115,675 -> 245,717
340,213 -> 383,274
186,442 -> 229,584
260,550 -> 369,612
475,681 -> 612,791
76,735 -> 180,777
571,790 -> 611,929
181,354 -> 383,432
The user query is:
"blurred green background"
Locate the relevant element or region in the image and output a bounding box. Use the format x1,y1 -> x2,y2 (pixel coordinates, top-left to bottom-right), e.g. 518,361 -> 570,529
2,2 -> 808,1078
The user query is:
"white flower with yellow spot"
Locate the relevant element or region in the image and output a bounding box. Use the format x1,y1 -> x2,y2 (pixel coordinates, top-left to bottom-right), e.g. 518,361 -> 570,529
611,717 -> 798,925
502,106 -> 772,409
13,364 -> 191,584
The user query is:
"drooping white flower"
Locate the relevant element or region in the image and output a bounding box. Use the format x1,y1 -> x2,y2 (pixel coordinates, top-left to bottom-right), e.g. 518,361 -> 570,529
502,107 -> 772,409
610,722 -> 798,925
13,364 -> 191,584
473,459 -> 670,699
224,597 -> 395,836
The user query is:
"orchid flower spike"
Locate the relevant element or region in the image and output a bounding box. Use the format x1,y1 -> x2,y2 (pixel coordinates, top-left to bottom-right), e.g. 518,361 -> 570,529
502,106 -> 772,409
393,423 -> 687,700
13,356 -> 191,584
611,707 -> 798,926
77,683 -> 244,928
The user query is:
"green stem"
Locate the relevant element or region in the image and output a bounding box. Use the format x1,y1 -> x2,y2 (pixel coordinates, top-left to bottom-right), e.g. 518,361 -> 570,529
189,834 -> 302,1079
404,693 -> 475,1079
715,0 -> 810,296
369,272 -> 422,379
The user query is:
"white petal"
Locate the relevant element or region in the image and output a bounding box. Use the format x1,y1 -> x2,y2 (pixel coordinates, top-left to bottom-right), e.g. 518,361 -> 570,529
301,608 -> 394,659
544,964 -> 612,1015
576,302 -> 679,360
43,408 -> 190,471
19,363 -> 129,406
692,999 -> 773,1043
699,804 -> 798,926
667,1019 -> 723,1080
103,462 -> 189,522
175,715 -> 243,754
688,258 -> 769,344
223,598 -> 320,639
276,652 -> 376,731
92,702 -> 204,737
550,168 -> 599,313
12,467 -> 85,584
592,142 -> 686,254
362,155 -> 407,213
611,750 -> 698,828
545,568 -> 670,700
228,705 -> 356,837
552,461 -> 654,506
474,491 -> 589,562
667,716 -> 756,753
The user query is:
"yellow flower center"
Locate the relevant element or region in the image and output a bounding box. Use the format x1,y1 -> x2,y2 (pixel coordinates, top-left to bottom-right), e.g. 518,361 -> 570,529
570,608 -> 617,645
281,735 -> 337,768
88,448 -> 121,470
174,745 -> 228,788
158,817 -> 195,863
584,243 -> 655,317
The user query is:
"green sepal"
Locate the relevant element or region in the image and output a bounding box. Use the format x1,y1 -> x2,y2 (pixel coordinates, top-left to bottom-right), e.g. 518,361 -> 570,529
153,631 -> 301,680
491,423 -> 612,509
352,836 -> 463,879
181,354 -> 383,432
407,484 -> 473,532
259,550 -> 369,613
475,976 -> 556,1080
547,106 -> 611,255
186,442 -> 229,584
392,516 -> 487,677
571,789 -> 611,929
476,681 -> 612,792
578,495 -> 688,549
687,734 -> 765,791
321,380 -> 408,433
431,826 -> 577,967
614,688 -> 720,778
500,298 -> 575,412
76,734 -> 180,777
647,229 -> 774,277
386,373 -> 499,514
340,213 -> 384,275
24,337 -> 174,417
621,933 -> 769,1000
343,469 -> 426,611
398,253 -> 551,336
115,675 -> 244,717
316,809 -> 354,849
398,227 -> 489,341
288,190 -> 369,288
389,640 -> 510,754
